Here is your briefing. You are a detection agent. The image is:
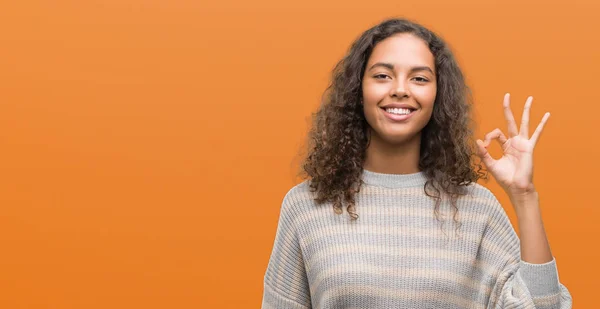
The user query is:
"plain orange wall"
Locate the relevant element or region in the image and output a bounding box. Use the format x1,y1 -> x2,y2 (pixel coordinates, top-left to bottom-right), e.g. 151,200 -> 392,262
1,0 -> 598,307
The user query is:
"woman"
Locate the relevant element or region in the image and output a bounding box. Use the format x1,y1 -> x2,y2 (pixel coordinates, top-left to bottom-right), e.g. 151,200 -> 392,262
262,17 -> 572,308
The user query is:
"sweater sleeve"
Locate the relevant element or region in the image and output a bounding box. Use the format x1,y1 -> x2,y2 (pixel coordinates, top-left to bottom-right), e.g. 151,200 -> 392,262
261,189 -> 312,309
483,198 -> 572,309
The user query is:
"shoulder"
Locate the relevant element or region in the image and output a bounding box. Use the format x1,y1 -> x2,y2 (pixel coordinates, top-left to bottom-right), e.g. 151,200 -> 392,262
461,182 -> 507,218
460,183 -> 518,246
279,180 -> 318,217
464,182 -> 497,201
282,180 -> 314,204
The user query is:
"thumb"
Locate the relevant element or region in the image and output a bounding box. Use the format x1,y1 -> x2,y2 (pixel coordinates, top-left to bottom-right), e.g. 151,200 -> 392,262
476,139 -> 496,168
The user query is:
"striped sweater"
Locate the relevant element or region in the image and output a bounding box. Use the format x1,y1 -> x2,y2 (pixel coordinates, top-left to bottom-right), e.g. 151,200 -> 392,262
261,169 -> 572,308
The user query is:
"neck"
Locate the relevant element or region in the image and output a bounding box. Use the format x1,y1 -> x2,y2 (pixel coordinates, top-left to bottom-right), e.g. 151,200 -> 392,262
363,129 -> 421,174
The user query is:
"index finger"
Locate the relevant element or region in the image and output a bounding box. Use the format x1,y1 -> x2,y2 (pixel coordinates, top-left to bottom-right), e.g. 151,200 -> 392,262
503,93 -> 518,137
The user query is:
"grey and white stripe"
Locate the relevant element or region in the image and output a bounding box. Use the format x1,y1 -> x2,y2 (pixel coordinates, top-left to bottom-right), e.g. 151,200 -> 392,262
262,170 -> 572,309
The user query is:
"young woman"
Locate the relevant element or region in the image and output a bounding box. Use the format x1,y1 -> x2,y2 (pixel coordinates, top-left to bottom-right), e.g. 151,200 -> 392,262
262,18 -> 572,309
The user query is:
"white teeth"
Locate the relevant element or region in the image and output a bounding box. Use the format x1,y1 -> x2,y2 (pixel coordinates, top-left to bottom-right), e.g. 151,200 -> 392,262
385,107 -> 412,115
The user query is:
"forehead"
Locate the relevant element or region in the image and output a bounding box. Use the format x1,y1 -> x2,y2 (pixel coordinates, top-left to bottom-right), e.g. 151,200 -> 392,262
367,33 -> 434,69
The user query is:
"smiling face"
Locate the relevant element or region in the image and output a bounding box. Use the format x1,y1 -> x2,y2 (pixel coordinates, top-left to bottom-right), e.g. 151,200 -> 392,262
361,33 -> 437,145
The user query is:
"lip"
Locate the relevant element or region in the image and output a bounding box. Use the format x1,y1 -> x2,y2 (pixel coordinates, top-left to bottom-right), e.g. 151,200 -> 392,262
381,107 -> 417,122
381,103 -> 417,110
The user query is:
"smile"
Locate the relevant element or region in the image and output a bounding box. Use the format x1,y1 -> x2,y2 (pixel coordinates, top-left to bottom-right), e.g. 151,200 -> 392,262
381,107 -> 417,121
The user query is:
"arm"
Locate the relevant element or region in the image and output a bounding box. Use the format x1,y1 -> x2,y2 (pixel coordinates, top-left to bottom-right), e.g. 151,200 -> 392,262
261,189 -> 312,309
511,191 -> 552,264
476,94 -> 572,308
476,93 -> 557,265
481,193 -> 571,309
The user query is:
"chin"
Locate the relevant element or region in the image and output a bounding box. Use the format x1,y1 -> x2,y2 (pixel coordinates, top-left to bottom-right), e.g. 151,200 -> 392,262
376,129 -> 421,145
385,134 -> 419,145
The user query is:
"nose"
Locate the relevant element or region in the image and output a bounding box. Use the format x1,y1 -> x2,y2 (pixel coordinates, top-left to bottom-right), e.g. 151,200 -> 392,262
391,79 -> 410,98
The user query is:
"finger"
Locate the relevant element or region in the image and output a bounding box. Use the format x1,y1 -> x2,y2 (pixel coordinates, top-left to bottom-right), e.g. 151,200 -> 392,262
503,93 -> 519,137
483,128 -> 508,148
520,96 -> 534,138
531,112 -> 550,146
476,139 -> 496,168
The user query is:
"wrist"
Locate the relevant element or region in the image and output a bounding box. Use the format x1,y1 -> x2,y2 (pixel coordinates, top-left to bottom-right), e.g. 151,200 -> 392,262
507,182 -> 537,198
509,190 -> 540,212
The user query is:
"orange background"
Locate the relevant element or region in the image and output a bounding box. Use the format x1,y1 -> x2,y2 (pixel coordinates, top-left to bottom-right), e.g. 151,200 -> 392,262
1,0 -> 598,307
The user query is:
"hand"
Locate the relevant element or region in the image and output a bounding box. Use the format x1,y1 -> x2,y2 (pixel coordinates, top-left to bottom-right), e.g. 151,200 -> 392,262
476,93 -> 550,197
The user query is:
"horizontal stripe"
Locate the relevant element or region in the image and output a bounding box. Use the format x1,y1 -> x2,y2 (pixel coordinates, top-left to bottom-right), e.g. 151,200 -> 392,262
318,285 -> 482,309
262,179 -> 571,308
309,262 -> 493,299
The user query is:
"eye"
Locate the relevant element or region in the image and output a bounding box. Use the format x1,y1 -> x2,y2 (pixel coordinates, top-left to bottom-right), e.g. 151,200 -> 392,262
373,74 -> 390,80
412,76 -> 429,83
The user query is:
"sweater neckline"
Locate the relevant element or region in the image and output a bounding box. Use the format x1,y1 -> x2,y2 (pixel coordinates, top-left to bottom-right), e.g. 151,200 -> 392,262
361,169 -> 428,188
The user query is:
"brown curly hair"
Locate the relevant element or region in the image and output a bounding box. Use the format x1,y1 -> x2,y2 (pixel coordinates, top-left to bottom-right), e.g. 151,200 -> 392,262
298,17 -> 487,224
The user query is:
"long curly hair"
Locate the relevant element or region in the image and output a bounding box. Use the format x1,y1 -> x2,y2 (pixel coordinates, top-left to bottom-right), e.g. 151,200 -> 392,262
298,17 -> 487,224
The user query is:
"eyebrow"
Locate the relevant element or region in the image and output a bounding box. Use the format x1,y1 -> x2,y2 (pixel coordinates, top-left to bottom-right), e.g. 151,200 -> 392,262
368,62 -> 435,75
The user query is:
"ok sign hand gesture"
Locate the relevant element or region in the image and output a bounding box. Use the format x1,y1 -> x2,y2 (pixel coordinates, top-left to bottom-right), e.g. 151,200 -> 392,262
476,93 -> 550,198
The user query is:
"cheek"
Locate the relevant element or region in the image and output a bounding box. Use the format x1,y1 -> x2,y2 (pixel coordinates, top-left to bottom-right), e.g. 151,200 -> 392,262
412,86 -> 437,108
362,83 -> 388,103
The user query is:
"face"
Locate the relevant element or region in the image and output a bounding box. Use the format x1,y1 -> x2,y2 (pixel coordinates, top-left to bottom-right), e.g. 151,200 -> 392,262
361,33 -> 437,145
